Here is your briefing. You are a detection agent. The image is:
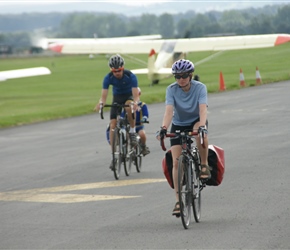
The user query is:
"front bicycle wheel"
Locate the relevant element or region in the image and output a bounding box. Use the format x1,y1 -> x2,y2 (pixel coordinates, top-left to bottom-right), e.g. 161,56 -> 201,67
122,133 -> 130,176
192,162 -> 201,222
178,155 -> 192,229
112,129 -> 121,180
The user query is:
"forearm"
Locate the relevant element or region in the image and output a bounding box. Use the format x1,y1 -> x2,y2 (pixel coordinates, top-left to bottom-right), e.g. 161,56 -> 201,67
162,105 -> 173,129
99,89 -> 108,103
199,104 -> 207,127
131,87 -> 139,103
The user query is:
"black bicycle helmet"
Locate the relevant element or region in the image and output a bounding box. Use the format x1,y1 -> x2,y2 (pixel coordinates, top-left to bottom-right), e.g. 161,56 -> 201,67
171,59 -> 194,74
108,54 -> 125,69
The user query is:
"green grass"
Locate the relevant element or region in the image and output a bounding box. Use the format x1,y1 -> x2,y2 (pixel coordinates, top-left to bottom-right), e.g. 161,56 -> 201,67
1,43 -> 290,128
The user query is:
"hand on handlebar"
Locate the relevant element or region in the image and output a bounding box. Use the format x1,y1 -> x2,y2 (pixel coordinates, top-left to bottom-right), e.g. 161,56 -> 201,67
98,102 -> 104,119
198,126 -> 208,135
198,126 -> 207,148
140,116 -> 149,123
159,126 -> 167,140
157,126 -> 167,151
94,102 -> 103,112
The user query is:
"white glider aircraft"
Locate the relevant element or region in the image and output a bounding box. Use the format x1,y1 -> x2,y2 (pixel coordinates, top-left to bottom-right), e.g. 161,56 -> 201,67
36,34 -> 162,50
1,35 -> 162,82
48,33 -> 290,84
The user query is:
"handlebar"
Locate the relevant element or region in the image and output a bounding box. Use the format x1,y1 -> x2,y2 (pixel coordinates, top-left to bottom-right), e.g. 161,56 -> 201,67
141,120 -> 150,124
99,102 -> 134,120
160,130 -> 203,151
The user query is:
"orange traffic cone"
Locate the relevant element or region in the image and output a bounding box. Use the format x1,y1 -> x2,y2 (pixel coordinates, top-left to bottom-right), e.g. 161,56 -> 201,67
219,71 -> 226,91
239,68 -> 246,87
256,66 -> 262,84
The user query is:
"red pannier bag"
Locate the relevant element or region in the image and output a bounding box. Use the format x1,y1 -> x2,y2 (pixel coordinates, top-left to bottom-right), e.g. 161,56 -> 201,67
206,145 -> 225,186
162,145 -> 225,188
162,150 -> 174,189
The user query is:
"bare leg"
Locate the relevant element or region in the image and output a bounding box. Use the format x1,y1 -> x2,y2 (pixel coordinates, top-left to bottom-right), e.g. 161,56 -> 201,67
193,122 -> 210,178
171,145 -> 182,201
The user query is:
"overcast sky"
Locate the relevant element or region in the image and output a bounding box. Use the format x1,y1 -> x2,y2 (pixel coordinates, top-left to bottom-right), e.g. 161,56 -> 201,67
0,0 -> 288,16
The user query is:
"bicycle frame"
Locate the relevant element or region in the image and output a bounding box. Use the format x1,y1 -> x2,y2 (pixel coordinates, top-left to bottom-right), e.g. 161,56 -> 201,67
160,130 -> 206,229
100,102 -> 133,179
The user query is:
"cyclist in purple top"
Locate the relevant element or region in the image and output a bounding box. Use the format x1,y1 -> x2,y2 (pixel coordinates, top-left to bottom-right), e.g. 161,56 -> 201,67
158,59 -> 211,217
95,54 -> 139,169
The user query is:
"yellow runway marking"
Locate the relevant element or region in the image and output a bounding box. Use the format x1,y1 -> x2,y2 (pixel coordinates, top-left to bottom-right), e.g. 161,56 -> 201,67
0,178 -> 165,203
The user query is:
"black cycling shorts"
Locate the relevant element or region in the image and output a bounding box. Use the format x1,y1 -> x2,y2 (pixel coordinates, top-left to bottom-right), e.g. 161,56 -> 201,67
170,119 -> 208,146
110,93 -> 133,120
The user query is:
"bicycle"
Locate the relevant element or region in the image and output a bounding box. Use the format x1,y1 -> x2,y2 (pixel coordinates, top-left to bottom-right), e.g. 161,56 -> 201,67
128,119 -> 149,173
160,129 -> 207,229
100,102 -> 134,180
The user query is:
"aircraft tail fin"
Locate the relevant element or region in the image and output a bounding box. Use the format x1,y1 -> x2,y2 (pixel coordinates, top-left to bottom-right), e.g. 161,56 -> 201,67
148,49 -> 156,74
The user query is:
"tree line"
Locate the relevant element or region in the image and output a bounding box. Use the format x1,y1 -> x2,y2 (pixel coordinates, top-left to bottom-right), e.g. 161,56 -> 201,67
0,3 -> 290,53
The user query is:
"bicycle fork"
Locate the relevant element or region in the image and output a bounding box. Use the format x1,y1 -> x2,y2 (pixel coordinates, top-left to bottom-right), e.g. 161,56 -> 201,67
120,128 -> 127,157
190,159 -> 200,199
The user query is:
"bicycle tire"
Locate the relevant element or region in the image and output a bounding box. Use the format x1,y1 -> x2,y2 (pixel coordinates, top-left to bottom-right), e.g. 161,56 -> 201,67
112,128 -> 121,180
128,148 -> 134,175
178,155 -> 192,229
123,132 -> 131,176
135,142 -> 142,172
192,161 -> 201,222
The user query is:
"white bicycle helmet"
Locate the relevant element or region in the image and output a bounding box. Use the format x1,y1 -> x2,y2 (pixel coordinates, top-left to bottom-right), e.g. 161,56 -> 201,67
171,59 -> 194,74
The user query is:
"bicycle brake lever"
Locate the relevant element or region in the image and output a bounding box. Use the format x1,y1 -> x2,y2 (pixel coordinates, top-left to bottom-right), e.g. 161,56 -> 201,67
199,131 -> 206,148
99,103 -> 104,119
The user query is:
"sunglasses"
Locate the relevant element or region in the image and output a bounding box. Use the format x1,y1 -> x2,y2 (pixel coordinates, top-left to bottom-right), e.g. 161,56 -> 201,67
174,73 -> 190,79
111,67 -> 124,73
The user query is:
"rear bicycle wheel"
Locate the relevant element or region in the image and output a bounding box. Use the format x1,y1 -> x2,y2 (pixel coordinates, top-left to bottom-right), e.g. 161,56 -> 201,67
178,155 -> 192,229
128,148 -> 134,175
128,141 -> 142,173
135,142 -> 142,172
112,129 -> 121,180
192,162 -> 201,222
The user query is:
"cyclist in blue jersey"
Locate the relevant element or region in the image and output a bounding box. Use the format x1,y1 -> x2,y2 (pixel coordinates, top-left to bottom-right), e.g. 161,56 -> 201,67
158,59 -> 211,217
95,54 -> 139,169
105,87 -> 150,156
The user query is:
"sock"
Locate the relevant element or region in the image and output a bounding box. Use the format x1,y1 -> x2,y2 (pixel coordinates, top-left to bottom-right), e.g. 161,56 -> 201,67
129,127 -> 136,133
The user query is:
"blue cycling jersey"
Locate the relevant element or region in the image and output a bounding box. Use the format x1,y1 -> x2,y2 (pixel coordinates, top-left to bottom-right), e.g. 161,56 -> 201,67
103,70 -> 138,95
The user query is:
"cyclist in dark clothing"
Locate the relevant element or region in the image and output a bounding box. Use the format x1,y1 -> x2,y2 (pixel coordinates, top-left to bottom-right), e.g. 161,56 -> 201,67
105,87 -> 150,156
95,54 -> 139,169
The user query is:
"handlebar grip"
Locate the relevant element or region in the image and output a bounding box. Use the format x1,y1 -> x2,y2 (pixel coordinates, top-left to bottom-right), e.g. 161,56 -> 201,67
141,120 -> 149,124
99,104 -> 104,119
160,136 -> 166,151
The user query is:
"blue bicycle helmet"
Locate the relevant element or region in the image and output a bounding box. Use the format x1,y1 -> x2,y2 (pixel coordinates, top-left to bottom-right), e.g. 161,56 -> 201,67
171,59 -> 194,74
108,54 -> 125,69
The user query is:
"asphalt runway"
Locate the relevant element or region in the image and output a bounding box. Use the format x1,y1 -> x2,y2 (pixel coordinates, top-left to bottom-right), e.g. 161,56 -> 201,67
0,81 -> 290,249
